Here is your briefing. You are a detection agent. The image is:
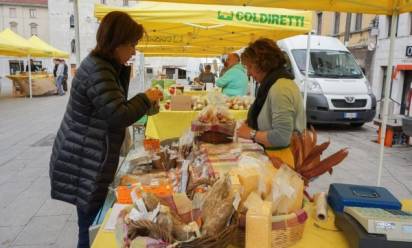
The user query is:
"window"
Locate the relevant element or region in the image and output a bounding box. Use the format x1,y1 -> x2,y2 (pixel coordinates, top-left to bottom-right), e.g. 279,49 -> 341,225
387,16 -> 399,37
355,14 -> 362,31
29,9 -> 36,18
70,15 -> 75,28
333,12 -> 340,35
9,22 -> 18,33
71,39 -> 76,54
9,8 -> 16,18
317,12 -> 323,35
30,23 -> 38,36
123,0 -> 129,6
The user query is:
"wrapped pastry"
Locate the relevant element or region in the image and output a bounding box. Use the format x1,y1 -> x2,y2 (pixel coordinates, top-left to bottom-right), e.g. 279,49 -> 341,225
201,174 -> 235,236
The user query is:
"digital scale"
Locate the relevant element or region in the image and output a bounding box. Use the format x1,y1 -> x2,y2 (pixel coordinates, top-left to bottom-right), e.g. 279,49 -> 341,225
344,206 -> 412,242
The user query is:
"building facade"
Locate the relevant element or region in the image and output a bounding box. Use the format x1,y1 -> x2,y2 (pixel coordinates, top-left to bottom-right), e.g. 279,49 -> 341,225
371,13 -> 412,116
0,0 -> 49,40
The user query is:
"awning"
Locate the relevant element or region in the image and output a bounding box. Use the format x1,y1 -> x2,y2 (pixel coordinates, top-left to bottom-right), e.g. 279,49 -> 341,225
28,36 -> 69,58
392,64 -> 412,79
94,1 -> 312,55
140,0 -> 412,15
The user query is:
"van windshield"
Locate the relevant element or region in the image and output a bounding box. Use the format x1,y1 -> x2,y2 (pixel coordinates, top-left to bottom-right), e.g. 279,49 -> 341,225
291,49 -> 363,78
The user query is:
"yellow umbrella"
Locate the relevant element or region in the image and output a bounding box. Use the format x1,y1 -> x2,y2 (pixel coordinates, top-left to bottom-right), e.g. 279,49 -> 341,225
95,1 -> 312,55
28,36 -> 69,58
135,0 -> 412,15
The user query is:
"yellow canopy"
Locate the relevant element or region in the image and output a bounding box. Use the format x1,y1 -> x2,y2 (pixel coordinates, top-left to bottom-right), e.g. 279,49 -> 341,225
136,0 -> 412,15
0,29 -> 32,57
95,1 -> 312,55
28,36 -> 69,58
0,28 -> 53,57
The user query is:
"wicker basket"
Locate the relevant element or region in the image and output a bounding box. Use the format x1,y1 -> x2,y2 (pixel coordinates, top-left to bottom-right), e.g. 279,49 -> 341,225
233,208 -> 308,248
124,215 -> 237,248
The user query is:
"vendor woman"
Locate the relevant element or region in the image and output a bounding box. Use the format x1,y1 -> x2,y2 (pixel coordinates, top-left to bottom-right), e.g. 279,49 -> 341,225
236,38 -> 305,167
49,12 -> 163,248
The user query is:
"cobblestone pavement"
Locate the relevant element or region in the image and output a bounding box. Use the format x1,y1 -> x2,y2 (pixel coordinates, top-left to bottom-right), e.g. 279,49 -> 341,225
0,83 -> 411,247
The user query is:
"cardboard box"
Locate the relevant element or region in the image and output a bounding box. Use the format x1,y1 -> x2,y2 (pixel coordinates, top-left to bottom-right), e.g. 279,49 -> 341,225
171,95 -> 192,111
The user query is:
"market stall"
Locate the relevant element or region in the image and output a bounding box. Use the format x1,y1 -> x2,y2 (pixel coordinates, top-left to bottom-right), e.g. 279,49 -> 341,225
6,72 -> 56,97
143,0 -> 412,189
0,29 -> 69,98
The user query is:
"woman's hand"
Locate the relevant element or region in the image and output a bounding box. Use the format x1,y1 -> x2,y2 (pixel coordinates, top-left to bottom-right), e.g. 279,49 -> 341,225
145,88 -> 163,103
237,122 -> 253,140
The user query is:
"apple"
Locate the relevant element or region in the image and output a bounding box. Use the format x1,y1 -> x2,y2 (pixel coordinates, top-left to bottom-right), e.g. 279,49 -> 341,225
168,87 -> 176,95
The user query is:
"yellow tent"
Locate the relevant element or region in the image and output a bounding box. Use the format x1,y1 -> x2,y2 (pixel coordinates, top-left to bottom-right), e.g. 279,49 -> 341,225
28,36 -> 69,58
0,33 -> 29,57
0,28 -> 53,57
135,0 -> 412,15
94,2 -> 312,55
136,0 -> 411,187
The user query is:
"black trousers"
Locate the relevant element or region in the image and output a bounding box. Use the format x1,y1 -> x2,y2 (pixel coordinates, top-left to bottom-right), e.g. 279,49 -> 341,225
76,206 -> 101,248
62,78 -> 68,91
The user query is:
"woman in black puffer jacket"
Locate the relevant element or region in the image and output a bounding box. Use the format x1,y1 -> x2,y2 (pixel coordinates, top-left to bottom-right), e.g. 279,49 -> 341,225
49,12 -> 163,248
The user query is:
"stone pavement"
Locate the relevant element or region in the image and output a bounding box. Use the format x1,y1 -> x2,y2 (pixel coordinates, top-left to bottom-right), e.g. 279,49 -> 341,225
0,85 -> 411,248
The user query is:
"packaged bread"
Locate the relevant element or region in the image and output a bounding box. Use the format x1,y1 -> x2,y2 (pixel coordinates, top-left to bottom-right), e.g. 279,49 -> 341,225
201,174 -> 235,236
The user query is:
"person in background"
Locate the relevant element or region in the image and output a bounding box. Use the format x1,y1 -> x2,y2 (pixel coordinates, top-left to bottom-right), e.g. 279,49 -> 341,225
62,60 -> 68,91
216,53 -> 248,96
219,58 -> 229,77
49,11 -> 163,248
26,59 -> 39,72
55,60 -> 65,96
198,64 -> 215,85
53,59 -> 59,78
236,38 -> 305,168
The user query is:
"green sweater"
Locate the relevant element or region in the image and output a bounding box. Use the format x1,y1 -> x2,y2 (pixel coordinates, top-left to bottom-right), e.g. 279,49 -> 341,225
216,63 -> 248,96
257,78 -> 306,148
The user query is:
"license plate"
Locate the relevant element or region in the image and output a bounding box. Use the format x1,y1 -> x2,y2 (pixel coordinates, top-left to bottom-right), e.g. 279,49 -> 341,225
344,112 -> 358,119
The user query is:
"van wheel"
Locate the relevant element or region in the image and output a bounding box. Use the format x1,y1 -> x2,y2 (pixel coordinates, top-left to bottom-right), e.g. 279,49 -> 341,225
350,123 -> 364,128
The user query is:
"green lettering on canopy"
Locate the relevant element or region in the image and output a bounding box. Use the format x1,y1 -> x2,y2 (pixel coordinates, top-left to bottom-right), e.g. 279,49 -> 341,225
236,11 -> 244,21
218,10 -> 306,28
252,12 -> 259,23
244,12 -> 253,22
280,15 -> 287,25
260,13 -> 268,24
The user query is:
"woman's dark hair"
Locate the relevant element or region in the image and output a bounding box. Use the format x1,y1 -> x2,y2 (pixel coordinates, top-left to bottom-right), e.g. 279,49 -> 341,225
241,38 -> 286,73
205,64 -> 211,70
92,11 -> 144,59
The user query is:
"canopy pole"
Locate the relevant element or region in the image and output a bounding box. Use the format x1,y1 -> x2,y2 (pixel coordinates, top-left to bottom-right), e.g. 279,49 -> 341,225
303,31 -> 312,110
28,55 -> 32,99
73,0 -> 81,66
377,11 -> 398,186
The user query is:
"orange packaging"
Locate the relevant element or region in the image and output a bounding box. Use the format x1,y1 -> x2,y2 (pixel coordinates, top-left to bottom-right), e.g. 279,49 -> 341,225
116,186 -> 134,204
143,139 -> 160,152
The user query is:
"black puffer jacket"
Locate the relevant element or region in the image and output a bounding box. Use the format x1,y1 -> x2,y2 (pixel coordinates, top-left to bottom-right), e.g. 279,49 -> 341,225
49,54 -> 152,213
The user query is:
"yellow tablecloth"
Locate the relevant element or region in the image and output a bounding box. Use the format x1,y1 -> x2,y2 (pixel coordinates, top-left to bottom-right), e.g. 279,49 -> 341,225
145,110 -> 248,141
91,200 -> 412,248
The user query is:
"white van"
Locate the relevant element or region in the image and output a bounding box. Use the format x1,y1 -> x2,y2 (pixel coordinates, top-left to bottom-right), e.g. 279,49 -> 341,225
277,35 -> 376,127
